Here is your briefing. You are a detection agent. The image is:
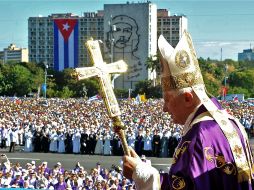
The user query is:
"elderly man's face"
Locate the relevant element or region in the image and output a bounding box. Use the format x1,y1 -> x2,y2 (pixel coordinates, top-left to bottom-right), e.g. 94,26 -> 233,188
163,90 -> 186,125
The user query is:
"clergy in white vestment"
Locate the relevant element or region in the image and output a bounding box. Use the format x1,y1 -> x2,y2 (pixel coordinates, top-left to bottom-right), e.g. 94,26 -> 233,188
6,128 -> 10,147
94,132 -> 103,155
103,132 -> 111,155
17,126 -> 24,145
57,131 -> 66,153
72,129 -> 81,153
49,130 -> 58,152
24,130 -> 34,152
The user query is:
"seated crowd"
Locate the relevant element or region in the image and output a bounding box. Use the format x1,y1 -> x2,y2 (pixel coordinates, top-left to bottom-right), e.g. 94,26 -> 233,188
0,154 -> 133,189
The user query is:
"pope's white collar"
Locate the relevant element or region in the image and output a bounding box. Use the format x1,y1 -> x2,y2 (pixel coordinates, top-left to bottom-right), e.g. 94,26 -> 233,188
182,103 -> 202,136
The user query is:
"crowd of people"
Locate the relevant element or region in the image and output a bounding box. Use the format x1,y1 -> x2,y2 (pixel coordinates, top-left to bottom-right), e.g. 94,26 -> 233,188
0,154 -> 134,189
0,97 -> 253,189
0,97 -> 253,157
0,97 -> 182,157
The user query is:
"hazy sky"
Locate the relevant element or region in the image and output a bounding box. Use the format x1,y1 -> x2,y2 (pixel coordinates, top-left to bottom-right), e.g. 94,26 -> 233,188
0,0 -> 253,60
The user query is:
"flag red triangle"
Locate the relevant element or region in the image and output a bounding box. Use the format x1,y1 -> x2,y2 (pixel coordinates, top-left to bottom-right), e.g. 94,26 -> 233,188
54,19 -> 77,42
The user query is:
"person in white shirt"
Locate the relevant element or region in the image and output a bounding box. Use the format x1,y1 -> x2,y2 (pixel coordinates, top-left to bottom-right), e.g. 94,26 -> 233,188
72,129 -> 81,154
57,131 -> 66,153
49,130 -> 58,152
9,128 -> 18,152
24,129 -> 33,152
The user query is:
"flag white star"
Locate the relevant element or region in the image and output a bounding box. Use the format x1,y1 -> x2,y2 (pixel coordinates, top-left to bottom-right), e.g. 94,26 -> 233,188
63,22 -> 70,31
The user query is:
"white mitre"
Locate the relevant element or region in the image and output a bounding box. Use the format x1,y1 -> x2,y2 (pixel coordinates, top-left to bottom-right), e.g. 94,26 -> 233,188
158,30 -> 204,91
158,30 -> 218,113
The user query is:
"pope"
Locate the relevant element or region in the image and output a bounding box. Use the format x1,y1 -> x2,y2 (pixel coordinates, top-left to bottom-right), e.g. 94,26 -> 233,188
122,30 -> 254,190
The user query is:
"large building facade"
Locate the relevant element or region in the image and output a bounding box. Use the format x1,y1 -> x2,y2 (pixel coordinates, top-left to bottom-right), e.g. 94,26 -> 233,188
238,48 -> 254,61
157,9 -> 187,48
104,2 -> 157,89
0,44 -> 28,63
28,12 -> 103,69
28,2 -> 187,89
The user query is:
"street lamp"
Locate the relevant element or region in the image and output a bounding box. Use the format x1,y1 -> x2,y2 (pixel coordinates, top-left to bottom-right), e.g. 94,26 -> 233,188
128,88 -> 133,99
223,64 -> 228,101
43,63 -> 53,99
108,15 -> 118,88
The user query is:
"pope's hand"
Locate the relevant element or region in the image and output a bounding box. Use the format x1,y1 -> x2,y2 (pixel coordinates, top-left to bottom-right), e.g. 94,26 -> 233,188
122,147 -> 142,179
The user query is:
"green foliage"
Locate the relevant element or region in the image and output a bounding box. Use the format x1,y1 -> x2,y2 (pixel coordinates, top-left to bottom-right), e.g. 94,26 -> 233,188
133,80 -> 162,98
0,58 -> 253,98
145,54 -> 160,72
197,58 -> 254,98
74,79 -> 100,98
227,86 -> 250,97
45,77 -> 57,98
114,88 -> 129,98
56,86 -> 74,98
3,64 -> 33,96
228,69 -> 254,98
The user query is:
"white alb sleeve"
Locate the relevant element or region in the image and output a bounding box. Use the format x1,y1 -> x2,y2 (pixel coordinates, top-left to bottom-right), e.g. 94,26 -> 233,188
132,161 -> 161,190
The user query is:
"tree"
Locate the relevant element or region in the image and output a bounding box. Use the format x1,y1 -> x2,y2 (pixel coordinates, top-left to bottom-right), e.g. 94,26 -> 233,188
57,86 -> 74,98
146,54 -> 161,86
228,69 -> 254,98
133,80 -> 162,98
72,79 -> 100,98
227,87 -> 250,98
7,64 -> 33,96
145,54 -> 160,73
20,62 -> 44,93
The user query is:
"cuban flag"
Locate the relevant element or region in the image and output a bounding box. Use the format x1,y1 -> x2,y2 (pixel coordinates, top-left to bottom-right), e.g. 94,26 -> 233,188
54,19 -> 79,71
233,95 -> 239,102
87,94 -> 102,102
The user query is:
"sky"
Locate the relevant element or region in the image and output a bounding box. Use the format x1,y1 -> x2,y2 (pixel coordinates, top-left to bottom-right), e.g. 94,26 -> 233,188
0,0 -> 254,60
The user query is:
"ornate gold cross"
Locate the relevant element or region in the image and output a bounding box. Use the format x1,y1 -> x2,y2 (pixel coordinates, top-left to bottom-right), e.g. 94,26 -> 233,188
75,39 -> 130,156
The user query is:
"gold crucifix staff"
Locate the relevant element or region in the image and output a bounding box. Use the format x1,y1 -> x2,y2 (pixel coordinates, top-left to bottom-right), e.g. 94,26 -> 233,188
74,39 -> 130,156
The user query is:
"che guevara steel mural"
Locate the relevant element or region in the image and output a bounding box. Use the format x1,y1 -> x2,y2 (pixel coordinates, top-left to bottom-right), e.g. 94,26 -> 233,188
106,15 -> 142,82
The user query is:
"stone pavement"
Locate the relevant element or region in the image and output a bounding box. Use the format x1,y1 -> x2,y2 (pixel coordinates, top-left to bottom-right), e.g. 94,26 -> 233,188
0,146 -> 171,172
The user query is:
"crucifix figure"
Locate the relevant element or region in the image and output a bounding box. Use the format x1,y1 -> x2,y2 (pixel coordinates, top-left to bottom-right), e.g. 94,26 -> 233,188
75,39 -> 130,156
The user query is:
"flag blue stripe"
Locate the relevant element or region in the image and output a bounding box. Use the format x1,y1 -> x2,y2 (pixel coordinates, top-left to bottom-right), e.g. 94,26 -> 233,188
54,22 -> 59,71
54,19 -> 79,71
74,21 -> 79,68
64,40 -> 69,69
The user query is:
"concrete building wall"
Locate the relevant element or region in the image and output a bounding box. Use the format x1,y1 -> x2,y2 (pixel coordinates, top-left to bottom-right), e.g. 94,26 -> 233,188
238,49 -> 254,61
79,12 -> 104,67
27,4 -> 186,90
104,2 -> 157,89
28,16 -> 54,66
157,9 -> 188,48
1,44 -> 28,63
28,13 -> 103,68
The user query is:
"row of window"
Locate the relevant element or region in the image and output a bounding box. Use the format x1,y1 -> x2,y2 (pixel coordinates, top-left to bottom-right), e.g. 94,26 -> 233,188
158,18 -> 181,22
80,18 -> 103,21
29,54 -> 53,58
80,28 -> 103,31
158,27 -> 180,31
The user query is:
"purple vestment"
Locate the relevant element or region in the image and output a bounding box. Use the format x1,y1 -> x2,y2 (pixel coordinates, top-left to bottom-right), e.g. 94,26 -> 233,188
54,182 -> 67,190
160,99 -> 254,190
